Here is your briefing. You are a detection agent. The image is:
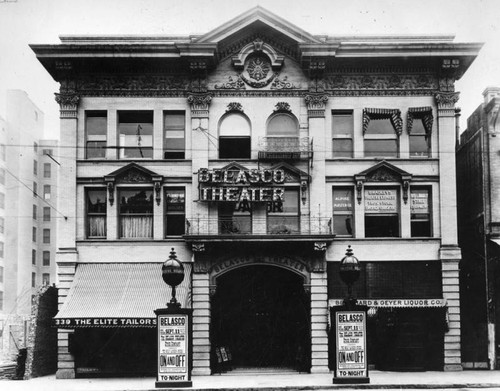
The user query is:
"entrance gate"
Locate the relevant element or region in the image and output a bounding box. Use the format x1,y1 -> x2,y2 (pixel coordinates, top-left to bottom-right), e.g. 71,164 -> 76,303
210,265 -> 310,371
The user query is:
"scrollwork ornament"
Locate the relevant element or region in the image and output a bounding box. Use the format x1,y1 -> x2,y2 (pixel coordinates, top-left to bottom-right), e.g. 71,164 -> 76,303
226,102 -> 243,112
304,94 -> 329,110
274,102 -> 291,113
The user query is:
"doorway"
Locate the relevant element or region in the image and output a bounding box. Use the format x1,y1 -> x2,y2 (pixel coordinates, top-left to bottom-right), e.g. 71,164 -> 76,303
211,265 -> 310,372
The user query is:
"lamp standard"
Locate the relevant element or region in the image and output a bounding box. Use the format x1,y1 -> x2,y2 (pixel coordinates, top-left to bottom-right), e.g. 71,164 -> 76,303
162,248 -> 185,309
338,245 -> 361,308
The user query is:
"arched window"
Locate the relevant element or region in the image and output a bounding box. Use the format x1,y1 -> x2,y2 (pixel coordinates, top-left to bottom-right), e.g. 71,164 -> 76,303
266,113 -> 299,137
219,113 -> 251,159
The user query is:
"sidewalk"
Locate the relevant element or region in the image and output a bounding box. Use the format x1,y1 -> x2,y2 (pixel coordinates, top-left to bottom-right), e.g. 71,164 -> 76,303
3,371 -> 500,391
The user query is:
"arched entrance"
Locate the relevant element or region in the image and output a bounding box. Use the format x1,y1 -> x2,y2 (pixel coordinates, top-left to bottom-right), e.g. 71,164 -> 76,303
210,265 -> 310,372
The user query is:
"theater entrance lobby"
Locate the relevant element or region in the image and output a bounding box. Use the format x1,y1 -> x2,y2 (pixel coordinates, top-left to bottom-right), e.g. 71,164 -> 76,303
210,265 -> 311,372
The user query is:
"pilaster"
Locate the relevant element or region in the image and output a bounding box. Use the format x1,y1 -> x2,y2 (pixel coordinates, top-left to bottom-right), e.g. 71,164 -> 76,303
310,270 -> 329,373
191,271 -> 211,375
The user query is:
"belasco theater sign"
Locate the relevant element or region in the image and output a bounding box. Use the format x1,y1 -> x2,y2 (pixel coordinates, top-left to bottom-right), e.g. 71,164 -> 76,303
197,168 -> 285,203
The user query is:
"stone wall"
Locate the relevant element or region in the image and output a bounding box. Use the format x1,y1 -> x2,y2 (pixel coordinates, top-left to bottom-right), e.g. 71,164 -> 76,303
25,285 -> 58,379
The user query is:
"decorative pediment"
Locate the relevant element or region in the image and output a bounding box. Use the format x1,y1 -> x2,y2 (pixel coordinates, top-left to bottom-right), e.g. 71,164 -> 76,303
270,162 -> 310,205
104,163 -> 163,206
354,161 -> 412,205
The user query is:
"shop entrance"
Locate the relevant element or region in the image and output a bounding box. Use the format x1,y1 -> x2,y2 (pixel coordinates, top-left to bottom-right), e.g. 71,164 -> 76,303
211,265 -> 310,372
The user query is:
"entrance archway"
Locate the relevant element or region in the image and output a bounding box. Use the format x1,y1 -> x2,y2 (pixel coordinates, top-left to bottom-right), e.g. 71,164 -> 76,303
210,265 -> 310,371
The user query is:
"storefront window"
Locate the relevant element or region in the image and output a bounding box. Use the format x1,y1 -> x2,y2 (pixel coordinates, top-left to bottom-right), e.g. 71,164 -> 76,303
332,187 -> 354,236
86,189 -> 107,238
165,188 -> 185,236
85,111 -> 107,159
118,111 -> 153,159
219,202 -> 252,234
267,188 -> 299,234
119,189 -> 153,238
411,188 -> 432,237
364,188 -> 399,237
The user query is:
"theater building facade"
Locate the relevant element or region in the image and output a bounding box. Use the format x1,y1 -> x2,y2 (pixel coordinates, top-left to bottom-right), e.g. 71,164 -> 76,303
31,7 -> 481,378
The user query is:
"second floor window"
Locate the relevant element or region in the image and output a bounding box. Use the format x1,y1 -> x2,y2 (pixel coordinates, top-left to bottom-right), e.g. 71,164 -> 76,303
86,111 -> 107,159
411,188 -> 432,237
267,188 -> 299,234
119,189 -> 153,238
86,189 -> 107,238
364,188 -> 399,237
332,111 -> 353,158
219,202 -> 252,234
164,112 -> 185,159
219,113 -> 251,159
332,187 -> 354,236
118,111 -> 153,159
165,188 -> 186,236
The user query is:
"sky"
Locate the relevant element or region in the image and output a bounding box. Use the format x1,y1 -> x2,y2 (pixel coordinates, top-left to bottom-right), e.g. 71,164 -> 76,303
0,0 -> 499,140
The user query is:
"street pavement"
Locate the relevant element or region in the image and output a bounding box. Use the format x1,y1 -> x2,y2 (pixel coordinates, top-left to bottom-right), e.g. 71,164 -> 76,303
2,370 -> 500,391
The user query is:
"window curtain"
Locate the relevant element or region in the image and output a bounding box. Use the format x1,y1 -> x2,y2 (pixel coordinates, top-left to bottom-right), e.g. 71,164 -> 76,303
121,216 -> 153,238
88,216 -> 106,237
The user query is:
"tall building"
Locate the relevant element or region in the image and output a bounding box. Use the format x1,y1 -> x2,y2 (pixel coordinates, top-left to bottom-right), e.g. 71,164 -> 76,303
0,90 -> 59,360
456,86 -> 500,370
31,7 -> 481,379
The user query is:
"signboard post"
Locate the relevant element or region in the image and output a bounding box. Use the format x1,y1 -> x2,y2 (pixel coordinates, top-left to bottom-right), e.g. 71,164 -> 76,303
155,308 -> 192,388
332,310 -> 369,383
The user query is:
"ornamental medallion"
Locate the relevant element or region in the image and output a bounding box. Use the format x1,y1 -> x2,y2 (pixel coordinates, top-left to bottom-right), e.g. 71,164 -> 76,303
241,54 -> 275,88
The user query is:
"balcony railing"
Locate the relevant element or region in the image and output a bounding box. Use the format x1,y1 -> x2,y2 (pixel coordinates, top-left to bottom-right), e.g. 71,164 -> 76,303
185,216 -> 332,237
258,137 -> 313,160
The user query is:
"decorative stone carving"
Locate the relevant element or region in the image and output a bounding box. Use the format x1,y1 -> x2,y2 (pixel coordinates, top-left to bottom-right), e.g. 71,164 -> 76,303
106,182 -> 114,206
314,242 -> 327,251
435,92 -> 460,109
304,93 -> 328,118
271,74 -> 297,90
356,180 -> 363,205
120,169 -> 150,183
214,74 -> 246,90
193,258 -> 209,273
226,102 -> 243,113
154,182 -> 161,206
274,102 -> 291,113
187,93 -> 213,118
54,93 -> 79,119
367,167 -> 400,182
192,243 -> 205,252
323,73 -> 438,91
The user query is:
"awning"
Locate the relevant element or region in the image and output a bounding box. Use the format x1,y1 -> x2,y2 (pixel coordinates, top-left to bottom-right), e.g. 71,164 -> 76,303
54,263 -> 191,328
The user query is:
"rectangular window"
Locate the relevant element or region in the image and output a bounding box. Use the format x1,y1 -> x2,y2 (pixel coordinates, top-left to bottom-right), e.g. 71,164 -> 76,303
86,111 -> 107,159
43,185 -> 51,200
267,188 -> 299,234
43,251 -> 50,266
86,189 -> 107,238
33,182 -> 37,197
32,272 -> 36,288
32,249 -> 36,265
364,119 -> 398,158
165,188 -> 185,236
43,207 -> 51,222
0,217 -> 4,233
42,273 -> 50,286
0,144 -> 5,161
409,119 -> 430,157
33,159 -> 37,176
0,242 -> 3,258
43,163 -> 51,178
43,229 -> 50,244
333,188 -> 354,236
118,111 -> 153,159
411,188 -> 432,237
0,291 -> 3,311
218,202 -> 252,234
33,205 -> 37,220
164,112 -> 185,159
332,111 -> 353,158
364,188 -> 400,237
32,227 -> 36,242
219,137 -> 251,159
0,266 -> 3,283
0,193 -> 4,209
119,189 -> 153,238
0,168 -> 5,185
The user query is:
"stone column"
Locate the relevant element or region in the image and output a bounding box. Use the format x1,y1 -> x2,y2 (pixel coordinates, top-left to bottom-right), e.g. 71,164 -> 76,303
435,91 -> 462,371
309,252 -> 329,373
54,87 -> 79,379
191,253 -> 211,375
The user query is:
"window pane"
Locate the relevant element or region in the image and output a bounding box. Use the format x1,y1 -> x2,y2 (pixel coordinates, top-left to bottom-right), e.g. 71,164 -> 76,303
118,111 -> 153,159
219,137 -> 251,159
411,189 -> 431,237
164,112 -> 185,159
364,139 -> 398,158
43,207 -> 51,222
87,190 -> 107,213
165,188 -> 185,236
87,189 -> 107,238
43,229 -> 50,244
366,118 -> 395,135
42,274 -> 50,285
119,189 -> 153,238
267,114 -> 298,137
333,188 -> 354,236
410,135 -> 430,157
219,203 -> 251,234
32,249 -> 36,264
332,112 -> 353,136
365,215 -> 399,237
86,112 -> 107,136
43,163 -> 51,178
219,113 -> 251,136
333,215 -> 353,235
332,139 -> 353,158
267,216 -> 299,234
333,188 -> 354,212
43,251 -> 50,266
86,141 -> 107,158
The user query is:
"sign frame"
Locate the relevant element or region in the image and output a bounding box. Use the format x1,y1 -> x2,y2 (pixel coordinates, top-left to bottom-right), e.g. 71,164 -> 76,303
155,307 -> 193,388
332,308 -> 370,384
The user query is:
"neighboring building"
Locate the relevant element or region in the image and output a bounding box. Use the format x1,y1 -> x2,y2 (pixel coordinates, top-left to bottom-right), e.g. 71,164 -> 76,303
31,7 -> 481,378
457,87 -> 500,370
0,90 -> 59,361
